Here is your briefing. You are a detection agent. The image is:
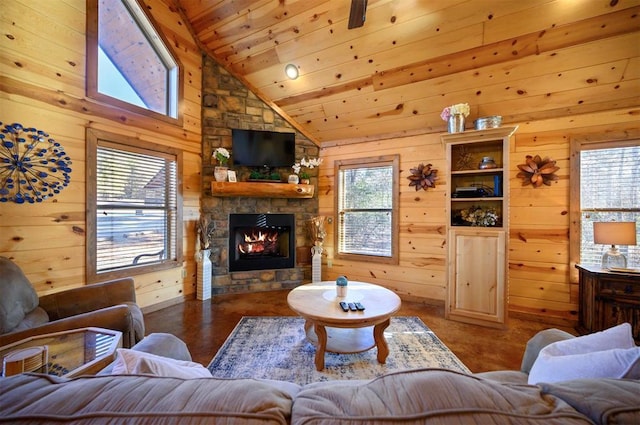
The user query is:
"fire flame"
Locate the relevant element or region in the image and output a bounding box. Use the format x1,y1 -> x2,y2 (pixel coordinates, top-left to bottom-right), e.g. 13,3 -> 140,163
238,230 -> 279,254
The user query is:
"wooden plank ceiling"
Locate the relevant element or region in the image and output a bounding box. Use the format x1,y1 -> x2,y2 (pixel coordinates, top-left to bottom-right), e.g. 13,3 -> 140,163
174,0 -> 640,145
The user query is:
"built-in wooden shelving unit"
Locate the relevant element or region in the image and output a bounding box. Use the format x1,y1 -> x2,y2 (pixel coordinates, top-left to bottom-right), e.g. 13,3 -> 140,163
441,126 -> 517,329
211,181 -> 314,198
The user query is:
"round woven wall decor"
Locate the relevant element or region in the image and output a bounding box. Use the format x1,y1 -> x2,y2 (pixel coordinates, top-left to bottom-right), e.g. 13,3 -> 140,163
0,122 -> 72,204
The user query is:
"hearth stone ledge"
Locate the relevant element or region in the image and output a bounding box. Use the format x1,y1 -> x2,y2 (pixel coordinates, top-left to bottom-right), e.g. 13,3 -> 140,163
211,281 -> 302,296
210,267 -> 310,296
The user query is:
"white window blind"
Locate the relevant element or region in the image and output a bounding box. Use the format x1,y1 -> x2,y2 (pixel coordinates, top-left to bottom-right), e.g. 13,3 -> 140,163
580,145 -> 640,267
96,145 -> 177,272
338,164 -> 394,257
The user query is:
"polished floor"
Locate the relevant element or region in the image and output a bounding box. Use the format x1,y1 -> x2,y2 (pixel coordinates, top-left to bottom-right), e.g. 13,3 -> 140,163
144,290 -> 574,373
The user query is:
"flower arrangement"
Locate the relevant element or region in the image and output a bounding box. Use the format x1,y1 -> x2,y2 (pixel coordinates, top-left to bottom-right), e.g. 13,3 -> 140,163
440,103 -> 470,121
292,157 -> 322,179
197,215 -> 214,250
307,216 -> 327,245
213,147 -> 230,166
459,206 -> 499,227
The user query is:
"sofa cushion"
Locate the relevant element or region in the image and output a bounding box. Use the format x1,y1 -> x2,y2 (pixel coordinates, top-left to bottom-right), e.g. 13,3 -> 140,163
292,368 -> 592,424
528,323 -> 640,384
521,328 -> 576,373
540,378 -> 640,425
0,256 -> 40,333
474,369 -> 529,384
111,348 -> 212,378
0,373 -> 299,425
126,332 -> 192,360
99,332 -> 192,375
10,306 -> 49,332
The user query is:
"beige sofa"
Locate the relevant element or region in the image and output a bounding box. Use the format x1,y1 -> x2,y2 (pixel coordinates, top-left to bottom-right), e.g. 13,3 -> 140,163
1,331 -> 638,424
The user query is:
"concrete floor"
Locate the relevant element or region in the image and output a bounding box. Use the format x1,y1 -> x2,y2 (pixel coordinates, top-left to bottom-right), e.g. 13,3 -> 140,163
144,289 -> 574,373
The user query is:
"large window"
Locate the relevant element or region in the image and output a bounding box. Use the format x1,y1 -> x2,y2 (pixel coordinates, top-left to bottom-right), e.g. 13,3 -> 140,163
87,0 -> 181,123
86,129 -> 182,282
335,155 -> 399,264
571,141 -> 639,268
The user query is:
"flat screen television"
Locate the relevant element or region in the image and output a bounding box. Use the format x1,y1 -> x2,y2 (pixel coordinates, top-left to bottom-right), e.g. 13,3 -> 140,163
231,129 -> 295,168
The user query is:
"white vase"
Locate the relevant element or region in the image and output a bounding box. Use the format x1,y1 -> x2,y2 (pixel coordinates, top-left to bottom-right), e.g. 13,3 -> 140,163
311,244 -> 323,283
214,166 -> 228,182
447,114 -> 466,133
288,174 -> 299,184
197,249 -> 212,301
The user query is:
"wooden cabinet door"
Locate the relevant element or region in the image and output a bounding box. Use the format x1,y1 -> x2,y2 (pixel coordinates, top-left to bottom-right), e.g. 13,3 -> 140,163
447,229 -> 506,327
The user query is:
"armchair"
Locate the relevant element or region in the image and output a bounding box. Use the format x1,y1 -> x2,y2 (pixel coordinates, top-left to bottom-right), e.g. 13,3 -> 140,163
0,256 -> 144,348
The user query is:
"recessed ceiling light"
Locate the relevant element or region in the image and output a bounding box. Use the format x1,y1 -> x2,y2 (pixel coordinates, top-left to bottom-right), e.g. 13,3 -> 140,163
285,64 -> 299,80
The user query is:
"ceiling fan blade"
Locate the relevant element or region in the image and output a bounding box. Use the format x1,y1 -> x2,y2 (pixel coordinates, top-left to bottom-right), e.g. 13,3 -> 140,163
348,0 -> 368,29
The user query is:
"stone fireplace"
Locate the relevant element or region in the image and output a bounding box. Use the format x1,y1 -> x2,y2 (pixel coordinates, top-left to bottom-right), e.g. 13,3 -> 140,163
206,198 -> 314,295
201,56 -> 319,296
229,213 -> 295,272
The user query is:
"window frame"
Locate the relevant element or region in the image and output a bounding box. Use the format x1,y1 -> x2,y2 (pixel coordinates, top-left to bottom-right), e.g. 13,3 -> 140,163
86,128 -> 183,283
569,137 -> 639,282
334,155 -> 399,265
86,0 -> 183,125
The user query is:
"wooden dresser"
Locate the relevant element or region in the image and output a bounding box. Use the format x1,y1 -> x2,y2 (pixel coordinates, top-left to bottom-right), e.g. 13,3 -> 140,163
576,264 -> 640,343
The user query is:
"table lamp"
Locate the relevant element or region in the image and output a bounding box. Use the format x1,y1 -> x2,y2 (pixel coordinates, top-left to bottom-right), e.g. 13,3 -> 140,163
593,222 -> 637,269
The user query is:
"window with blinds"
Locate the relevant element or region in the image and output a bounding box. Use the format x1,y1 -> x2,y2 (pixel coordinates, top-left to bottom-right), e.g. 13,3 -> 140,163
86,129 -> 181,281
336,156 -> 399,264
580,145 -> 639,267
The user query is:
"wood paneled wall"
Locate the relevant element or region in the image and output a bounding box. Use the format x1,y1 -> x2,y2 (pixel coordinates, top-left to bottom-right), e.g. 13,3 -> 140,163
318,112 -> 640,326
0,0 -> 202,309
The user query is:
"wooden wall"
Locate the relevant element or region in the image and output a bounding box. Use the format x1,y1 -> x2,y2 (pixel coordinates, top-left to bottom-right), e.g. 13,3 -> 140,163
318,112 -> 640,326
0,0 -> 202,310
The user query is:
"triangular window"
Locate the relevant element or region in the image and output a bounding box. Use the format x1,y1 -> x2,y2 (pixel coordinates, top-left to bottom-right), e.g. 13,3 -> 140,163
87,0 -> 180,122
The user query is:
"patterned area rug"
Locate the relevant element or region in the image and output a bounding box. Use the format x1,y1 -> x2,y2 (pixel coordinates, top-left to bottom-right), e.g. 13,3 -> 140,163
207,316 -> 469,385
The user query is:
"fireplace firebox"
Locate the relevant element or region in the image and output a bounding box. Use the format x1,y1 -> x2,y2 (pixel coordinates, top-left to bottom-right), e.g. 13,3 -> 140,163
229,213 -> 295,272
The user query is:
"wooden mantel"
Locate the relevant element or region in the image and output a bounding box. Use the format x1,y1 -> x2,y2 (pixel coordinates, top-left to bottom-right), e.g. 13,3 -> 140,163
211,181 -> 315,198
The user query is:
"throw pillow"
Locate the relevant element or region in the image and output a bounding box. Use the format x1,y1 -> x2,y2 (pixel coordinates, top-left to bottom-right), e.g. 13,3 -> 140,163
111,348 -> 212,378
528,323 -> 640,384
0,256 -> 40,333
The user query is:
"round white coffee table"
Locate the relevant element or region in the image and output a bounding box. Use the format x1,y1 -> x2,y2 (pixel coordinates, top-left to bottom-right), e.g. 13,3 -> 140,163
287,281 -> 401,371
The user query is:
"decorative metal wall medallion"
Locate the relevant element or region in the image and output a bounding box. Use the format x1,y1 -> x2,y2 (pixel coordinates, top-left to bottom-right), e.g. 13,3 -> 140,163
516,154 -> 559,188
407,163 -> 438,191
0,122 -> 72,203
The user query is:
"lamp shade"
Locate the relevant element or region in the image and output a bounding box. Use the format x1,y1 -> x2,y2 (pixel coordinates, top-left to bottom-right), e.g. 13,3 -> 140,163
593,222 -> 637,246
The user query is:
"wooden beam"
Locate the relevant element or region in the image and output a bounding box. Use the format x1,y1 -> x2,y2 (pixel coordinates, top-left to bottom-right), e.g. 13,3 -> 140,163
211,181 -> 315,198
373,6 -> 640,91
503,97 -> 640,124
278,6 -> 640,108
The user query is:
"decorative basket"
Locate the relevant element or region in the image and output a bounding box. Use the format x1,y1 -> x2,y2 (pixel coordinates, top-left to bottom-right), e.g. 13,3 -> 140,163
474,116 -> 502,130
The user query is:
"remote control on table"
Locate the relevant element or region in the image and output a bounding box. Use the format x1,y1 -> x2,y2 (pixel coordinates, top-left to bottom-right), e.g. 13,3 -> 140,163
339,301 -> 349,312
348,302 -> 357,311
354,302 -> 365,311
